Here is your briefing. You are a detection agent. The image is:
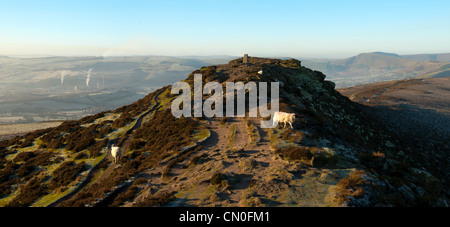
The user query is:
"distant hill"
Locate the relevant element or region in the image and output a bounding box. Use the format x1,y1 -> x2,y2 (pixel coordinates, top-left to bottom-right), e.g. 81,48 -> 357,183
401,53 -> 450,62
302,52 -> 450,88
339,52 -> 411,69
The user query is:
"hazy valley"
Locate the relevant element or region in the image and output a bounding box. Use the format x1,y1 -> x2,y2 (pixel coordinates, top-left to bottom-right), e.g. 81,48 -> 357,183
0,55 -> 234,124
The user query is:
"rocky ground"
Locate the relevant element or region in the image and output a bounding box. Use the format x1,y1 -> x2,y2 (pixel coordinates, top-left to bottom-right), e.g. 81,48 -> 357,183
122,118 -> 352,207
339,77 -> 450,198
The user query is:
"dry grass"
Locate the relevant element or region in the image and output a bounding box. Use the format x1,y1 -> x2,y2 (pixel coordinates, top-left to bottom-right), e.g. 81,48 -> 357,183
228,124 -> 236,148
246,120 -> 260,146
133,191 -> 177,207
275,146 -> 313,163
333,170 -> 368,206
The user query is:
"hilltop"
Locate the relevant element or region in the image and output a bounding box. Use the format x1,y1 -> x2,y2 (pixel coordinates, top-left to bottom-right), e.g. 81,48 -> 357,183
0,57 -> 447,207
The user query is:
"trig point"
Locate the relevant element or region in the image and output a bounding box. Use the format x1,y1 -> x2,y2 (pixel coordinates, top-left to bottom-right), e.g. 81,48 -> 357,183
243,54 -> 248,64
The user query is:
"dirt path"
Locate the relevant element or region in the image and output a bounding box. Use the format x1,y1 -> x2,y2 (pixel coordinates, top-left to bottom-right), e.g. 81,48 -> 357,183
201,119 -> 229,150
229,118 -> 249,150
126,117 -> 288,207
224,118 -> 277,205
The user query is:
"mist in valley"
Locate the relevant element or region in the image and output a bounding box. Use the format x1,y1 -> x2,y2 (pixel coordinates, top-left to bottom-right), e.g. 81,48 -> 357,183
0,56 -> 234,124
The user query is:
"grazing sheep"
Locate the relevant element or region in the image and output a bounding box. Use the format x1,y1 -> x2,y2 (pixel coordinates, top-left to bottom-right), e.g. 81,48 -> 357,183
111,145 -> 122,164
273,111 -> 296,129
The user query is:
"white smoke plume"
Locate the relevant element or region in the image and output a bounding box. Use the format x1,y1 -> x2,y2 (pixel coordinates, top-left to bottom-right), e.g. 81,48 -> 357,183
61,71 -> 66,85
86,69 -> 92,87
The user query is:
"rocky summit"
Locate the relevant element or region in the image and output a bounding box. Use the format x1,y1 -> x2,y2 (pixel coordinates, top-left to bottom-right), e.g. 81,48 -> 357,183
0,57 -> 447,207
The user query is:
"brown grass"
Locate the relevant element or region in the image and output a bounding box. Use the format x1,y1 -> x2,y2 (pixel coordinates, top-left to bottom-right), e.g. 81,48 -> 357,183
49,161 -> 86,190
5,173 -> 48,207
275,146 -> 312,162
133,191 -> 177,207
333,170 -> 368,206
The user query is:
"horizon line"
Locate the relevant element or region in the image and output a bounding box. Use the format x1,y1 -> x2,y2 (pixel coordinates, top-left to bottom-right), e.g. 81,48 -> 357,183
1,51 -> 450,60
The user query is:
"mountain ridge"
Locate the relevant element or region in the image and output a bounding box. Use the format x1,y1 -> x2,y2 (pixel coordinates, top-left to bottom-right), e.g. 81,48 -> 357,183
302,52 -> 450,88
0,57 -> 447,207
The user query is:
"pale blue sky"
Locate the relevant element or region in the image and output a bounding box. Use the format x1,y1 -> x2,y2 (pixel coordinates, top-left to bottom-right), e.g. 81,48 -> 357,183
0,0 -> 449,58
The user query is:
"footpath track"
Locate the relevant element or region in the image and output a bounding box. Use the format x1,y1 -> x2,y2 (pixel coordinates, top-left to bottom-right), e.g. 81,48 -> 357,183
47,89 -> 164,207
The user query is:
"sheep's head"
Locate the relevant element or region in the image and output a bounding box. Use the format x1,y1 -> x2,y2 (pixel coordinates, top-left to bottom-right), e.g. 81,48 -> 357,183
290,114 -> 296,122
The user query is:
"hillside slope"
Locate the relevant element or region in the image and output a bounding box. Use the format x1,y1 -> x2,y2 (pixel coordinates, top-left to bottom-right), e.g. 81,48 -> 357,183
339,78 -> 450,196
0,57 -> 447,207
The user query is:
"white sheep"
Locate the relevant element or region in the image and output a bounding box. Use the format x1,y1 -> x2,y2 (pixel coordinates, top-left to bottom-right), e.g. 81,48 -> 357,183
111,145 -> 122,164
273,111 -> 296,129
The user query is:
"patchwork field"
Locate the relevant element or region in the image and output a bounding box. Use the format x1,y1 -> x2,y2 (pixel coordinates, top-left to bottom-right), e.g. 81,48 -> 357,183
0,121 -> 63,141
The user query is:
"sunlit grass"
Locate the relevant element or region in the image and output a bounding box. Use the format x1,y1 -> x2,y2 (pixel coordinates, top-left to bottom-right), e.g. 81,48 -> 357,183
228,124 -> 236,148
193,127 -> 210,142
